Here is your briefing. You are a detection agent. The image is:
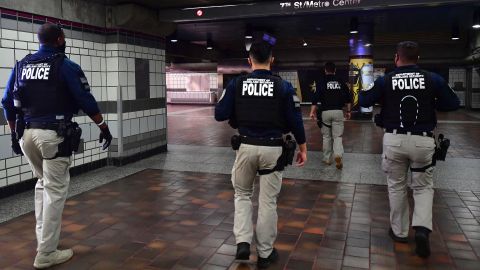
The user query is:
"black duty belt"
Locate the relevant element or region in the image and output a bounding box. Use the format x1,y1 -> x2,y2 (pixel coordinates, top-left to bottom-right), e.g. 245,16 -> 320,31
240,136 -> 283,147
25,122 -> 60,131
385,129 -> 433,137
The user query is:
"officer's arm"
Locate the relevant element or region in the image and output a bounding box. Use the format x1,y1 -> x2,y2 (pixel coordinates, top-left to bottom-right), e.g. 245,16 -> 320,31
359,77 -> 384,107
214,80 -> 236,121
284,82 -> 306,145
432,73 -> 460,112
309,81 -> 320,119
342,82 -> 352,111
1,68 -> 17,130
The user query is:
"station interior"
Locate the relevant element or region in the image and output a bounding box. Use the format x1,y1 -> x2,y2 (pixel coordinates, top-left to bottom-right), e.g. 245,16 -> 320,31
0,0 -> 480,269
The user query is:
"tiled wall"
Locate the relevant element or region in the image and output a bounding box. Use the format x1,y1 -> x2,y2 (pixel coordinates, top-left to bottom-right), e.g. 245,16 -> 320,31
448,68 -> 466,106
166,73 -> 218,91
0,9 -> 166,188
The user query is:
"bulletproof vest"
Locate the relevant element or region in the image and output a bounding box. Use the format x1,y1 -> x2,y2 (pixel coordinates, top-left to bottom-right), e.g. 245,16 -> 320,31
234,74 -> 286,130
17,53 -> 74,117
321,75 -> 347,110
382,68 -> 436,130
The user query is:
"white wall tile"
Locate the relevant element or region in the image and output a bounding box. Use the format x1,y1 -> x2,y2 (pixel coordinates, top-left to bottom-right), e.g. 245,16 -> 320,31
118,57 -> 127,71
0,68 -> 12,84
127,72 -> 135,86
18,31 -> 33,42
72,39 -> 83,48
106,72 -> 119,87
118,72 -> 127,86
0,48 -> 14,67
1,39 -> 15,48
84,41 -> 93,49
14,49 -> 29,61
80,55 -> 92,71
107,86 -> 118,100
91,56 -> 100,71
106,43 -> 118,51
2,29 -> 17,40
106,57 -> 118,72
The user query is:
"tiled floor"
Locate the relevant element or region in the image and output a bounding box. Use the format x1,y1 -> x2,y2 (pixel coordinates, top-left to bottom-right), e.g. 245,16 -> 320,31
167,105 -> 480,159
1,169 -> 479,270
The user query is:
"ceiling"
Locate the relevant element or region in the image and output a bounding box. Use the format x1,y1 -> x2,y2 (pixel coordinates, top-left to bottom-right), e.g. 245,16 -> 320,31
98,0 -> 258,9
168,4 -> 477,62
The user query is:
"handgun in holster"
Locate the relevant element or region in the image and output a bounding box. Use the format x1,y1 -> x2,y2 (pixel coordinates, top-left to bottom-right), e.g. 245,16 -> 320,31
56,122 -> 82,157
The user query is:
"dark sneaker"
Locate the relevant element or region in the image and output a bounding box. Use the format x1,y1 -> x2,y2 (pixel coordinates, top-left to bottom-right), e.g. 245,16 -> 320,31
257,248 -> 279,269
235,242 -> 250,260
415,227 -> 431,258
389,228 -> 408,243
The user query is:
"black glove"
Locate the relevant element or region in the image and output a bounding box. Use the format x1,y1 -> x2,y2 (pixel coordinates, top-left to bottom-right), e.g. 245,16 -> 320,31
11,132 -> 23,155
99,126 -> 113,150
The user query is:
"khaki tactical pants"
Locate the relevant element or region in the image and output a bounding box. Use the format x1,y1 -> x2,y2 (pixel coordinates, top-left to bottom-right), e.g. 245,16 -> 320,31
231,143 -> 283,258
321,110 -> 344,162
382,133 -> 435,237
20,129 -> 72,253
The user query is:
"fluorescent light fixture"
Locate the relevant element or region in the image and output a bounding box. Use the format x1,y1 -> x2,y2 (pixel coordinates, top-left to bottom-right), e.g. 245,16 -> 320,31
350,17 -> 359,34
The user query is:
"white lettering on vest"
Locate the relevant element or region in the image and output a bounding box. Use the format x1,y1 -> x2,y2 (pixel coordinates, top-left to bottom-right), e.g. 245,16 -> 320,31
391,72 -> 426,91
21,63 -> 51,80
327,81 -> 341,90
241,78 -> 275,97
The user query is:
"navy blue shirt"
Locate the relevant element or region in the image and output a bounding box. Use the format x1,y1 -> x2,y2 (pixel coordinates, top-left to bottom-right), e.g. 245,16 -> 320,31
359,65 -> 460,132
215,70 -> 306,145
2,45 -> 100,123
312,74 -> 352,110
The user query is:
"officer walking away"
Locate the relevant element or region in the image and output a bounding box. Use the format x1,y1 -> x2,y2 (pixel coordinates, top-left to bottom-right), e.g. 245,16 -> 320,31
1,23 -> 112,269
359,41 -> 459,258
215,40 -> 307,269
309,62 -> 352,169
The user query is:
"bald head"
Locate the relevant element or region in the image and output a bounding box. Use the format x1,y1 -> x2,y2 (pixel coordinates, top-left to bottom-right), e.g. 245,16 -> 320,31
37,23 -> 64,46
396,41 -> 419,63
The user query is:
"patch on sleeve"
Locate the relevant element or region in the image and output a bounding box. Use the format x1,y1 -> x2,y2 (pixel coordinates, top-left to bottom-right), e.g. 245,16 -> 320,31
80,76 -> 91,91
292,95 -> 301,108
218,89 -> 226,102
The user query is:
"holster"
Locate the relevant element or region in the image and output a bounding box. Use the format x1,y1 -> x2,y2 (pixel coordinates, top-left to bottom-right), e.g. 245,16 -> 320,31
56,122 -> 82,157
410,134 -> 449,172
15,114 -> 25,140
231,135 -> 241,150
258,135 -> 297,175
316,104 -> 323,129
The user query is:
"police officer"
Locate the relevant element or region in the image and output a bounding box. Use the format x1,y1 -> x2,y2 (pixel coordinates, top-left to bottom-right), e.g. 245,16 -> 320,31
359,41 -> 459,258
215,41 -> 307,268
309,62 -> 352,169
1,23 -> 112,269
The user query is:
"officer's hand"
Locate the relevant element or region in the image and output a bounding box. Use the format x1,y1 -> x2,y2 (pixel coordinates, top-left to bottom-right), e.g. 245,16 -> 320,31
99,126 -> 113,150
296,151 -> 307,167
309,111 -> 317,121
344,111 -> 352,120
11,132 -> 23,156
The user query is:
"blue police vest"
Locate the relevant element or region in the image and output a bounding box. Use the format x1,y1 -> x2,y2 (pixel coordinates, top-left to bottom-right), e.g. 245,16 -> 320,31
234,74 -> 286,130
319,75 -> 349,110
17,53 -> 75,117
382,68 -> 436,130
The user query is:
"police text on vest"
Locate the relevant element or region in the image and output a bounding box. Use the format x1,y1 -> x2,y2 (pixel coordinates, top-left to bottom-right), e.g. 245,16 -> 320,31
327,81 -> 341,90
242,78 -> 274,97
21,63 -> 51,80
392,73 -> 426,90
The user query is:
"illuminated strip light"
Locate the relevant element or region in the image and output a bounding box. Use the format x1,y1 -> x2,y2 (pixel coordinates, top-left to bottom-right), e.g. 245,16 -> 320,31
182,4 -> 255,10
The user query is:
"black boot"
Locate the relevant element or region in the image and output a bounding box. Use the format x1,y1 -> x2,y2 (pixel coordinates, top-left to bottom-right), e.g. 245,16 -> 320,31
257,248 -> 279,269
389,228 -> 408,243
414,226 -> 431,258
235,242 -> 250,260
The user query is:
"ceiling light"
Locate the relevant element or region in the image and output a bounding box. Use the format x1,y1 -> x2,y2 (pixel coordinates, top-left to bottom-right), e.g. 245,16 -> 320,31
350,17 -> 359,34
245,24 -> 253,39
302,40 -> 308,47
206,33 -> 213,50
169,30 -> 178,43
365,43 -> 372,47
473,8 -> 480,29
451,21 -> 460,41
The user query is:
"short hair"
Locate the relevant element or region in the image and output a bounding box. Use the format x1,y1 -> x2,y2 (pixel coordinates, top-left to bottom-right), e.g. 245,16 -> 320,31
325,62 -> 336,73
396,41 -> 419,62
249,41 -> 273,64
37,23 -> 63,45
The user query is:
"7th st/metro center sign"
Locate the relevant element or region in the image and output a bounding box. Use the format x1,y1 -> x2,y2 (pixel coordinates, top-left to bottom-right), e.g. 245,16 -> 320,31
280,0 -> 362,9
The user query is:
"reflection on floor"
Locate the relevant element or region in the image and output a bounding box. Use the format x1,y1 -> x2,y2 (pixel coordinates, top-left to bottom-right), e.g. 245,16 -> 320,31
0,104 -> 479,269
1,169 -> 479,270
